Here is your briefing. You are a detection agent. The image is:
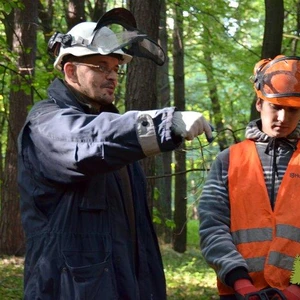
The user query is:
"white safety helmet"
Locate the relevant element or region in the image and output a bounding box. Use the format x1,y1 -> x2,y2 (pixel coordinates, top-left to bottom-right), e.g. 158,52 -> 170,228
51,22 -> 132,71
48,8 -> 165,71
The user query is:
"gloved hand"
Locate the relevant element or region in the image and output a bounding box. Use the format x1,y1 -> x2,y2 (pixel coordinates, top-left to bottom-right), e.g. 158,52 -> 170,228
282,284 -> 300,300
234,279 -> 260,300
172,111 -> 213,142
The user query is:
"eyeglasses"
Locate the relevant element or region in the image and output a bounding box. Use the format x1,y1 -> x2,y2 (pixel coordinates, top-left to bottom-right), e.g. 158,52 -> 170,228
73,62 -> 126,76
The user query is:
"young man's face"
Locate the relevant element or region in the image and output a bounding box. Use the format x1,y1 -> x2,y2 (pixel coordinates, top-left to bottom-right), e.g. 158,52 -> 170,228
256,99 -> 300,137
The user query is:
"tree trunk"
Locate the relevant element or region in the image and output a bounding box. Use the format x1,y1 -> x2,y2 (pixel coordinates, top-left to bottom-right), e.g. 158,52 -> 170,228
202,27 -> 228,150
126,0 -> 161,213
88,0 -> 106,21
250,0 -> 284,121
65,0 -> 86,29
172,4 -> 187,253
290,0 -> 300,55
0,0 -> 38,255
261,0 -> 284,59
155,0 -> 172,243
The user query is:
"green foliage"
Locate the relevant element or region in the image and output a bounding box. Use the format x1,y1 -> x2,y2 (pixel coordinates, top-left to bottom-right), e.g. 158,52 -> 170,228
186,219 -> 200,248
153,206 -> 162,224
0,0 -> 23,17
153,206 -> 176,230
165,218 -> 176,230
162,246 -> 218,299
0,256 -> 23,300
162,220 -> 218,299
178,0 -> 263,128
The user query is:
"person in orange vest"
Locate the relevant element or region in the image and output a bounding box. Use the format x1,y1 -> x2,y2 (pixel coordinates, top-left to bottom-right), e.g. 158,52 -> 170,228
199,55 -> 300,300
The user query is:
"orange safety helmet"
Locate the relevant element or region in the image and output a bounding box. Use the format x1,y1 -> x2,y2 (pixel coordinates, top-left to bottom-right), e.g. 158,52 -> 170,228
252,55 -> 300,107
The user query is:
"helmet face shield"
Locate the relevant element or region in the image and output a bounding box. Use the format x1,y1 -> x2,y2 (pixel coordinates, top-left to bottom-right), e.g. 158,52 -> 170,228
92,8 -> 166,66
253,56 -> 300,107
90,25 -> 165,66
90,26 -> 146,55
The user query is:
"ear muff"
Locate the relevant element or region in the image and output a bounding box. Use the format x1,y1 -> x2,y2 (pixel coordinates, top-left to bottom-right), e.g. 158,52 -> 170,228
252,58 -> 272,92
253,73 -> 261,91
48,32 -> 73,57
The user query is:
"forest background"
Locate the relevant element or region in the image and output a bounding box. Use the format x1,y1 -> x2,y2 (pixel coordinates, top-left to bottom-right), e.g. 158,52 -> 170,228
0,0 -> 298,297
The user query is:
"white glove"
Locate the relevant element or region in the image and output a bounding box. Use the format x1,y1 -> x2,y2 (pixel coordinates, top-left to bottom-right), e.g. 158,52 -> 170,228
172,111 -> 213,141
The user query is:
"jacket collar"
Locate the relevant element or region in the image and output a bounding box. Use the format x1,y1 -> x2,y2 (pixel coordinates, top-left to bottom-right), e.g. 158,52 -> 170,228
245,119 -> 300,142
48,78 -> 119,114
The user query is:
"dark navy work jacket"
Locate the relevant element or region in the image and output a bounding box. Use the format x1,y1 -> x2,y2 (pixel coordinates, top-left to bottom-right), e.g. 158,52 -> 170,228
17,79 -> 177,299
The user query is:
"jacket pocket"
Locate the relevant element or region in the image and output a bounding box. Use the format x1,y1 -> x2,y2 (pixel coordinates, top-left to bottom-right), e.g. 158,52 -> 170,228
60,249 -> 117,300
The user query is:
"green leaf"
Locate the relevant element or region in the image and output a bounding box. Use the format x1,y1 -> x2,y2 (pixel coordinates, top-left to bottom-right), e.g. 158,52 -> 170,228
291,255 -> 300,285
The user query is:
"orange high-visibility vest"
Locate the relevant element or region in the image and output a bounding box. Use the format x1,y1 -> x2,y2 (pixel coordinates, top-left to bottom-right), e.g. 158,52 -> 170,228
217,139 -> 300,295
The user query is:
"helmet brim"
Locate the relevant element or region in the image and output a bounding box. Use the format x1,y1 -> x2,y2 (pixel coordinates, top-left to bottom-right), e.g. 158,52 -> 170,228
54,45 -> 132,71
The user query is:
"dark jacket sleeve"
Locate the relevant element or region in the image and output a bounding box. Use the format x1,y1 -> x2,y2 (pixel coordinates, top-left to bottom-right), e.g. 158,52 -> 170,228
19,100 -> 181,184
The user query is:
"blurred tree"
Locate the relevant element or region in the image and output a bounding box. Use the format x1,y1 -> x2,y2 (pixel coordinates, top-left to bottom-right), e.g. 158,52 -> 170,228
172,3 -> 187,253
0,0 -> 38,255
155,0 -> 173,243
65,0 -> 86,29
250,0 -> 284,120
126,0 -> 161,214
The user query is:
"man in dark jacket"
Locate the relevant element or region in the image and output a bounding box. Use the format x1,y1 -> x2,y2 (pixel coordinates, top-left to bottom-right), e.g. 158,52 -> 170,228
18,8 -> 213,300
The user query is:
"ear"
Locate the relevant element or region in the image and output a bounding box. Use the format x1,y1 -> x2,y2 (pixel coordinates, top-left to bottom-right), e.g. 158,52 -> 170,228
256,98 -> 263,112
64,62 -> 78,83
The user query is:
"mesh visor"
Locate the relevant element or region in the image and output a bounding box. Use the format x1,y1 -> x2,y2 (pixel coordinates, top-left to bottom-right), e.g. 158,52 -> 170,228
259,56 -> 300,98
91,10 -> 166,66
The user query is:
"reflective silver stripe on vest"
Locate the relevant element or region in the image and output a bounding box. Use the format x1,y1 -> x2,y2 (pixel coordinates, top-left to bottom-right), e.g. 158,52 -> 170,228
231,228 -> 273,244
268,251 -> 294,271
245,257 -> 265,272
277,224 -> 300,242
232,225 -> 300,272
232,224 -> 300,244
246,252 -> 295,272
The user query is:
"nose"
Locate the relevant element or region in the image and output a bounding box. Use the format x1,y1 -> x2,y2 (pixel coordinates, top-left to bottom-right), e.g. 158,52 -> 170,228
106,70 -> 118,80
277,108 -> 286,122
